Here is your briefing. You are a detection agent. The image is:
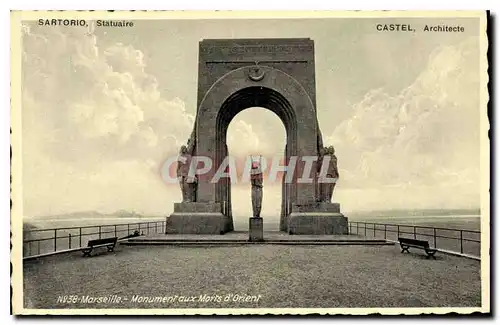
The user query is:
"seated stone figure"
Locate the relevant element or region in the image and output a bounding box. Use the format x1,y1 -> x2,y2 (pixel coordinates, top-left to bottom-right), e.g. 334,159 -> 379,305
317,145 -> 339,203
177,145 -> 197,202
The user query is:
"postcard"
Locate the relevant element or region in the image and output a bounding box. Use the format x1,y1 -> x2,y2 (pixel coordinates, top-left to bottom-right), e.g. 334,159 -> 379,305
11,10 -> 489,315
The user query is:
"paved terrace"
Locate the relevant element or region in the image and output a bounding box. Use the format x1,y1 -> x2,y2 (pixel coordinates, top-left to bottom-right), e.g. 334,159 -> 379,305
23,240 -> 481,309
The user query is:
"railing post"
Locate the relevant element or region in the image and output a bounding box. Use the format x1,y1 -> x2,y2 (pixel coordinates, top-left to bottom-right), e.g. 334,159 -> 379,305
54,229 -> 57,252
364,223 -> 367,236
99,226 -> 102,239
114,225 -> 117,237
373,224 -> 376,237
384,224 -> 387,239
356,222 -> 358,235
139,223 -> 141,234
69,233 -> 72,249
397,225 -> 400,238
79,227 -> 82,247
413,226 -> 416,239
460,230 -> 464,253
128,223 -> 130,235
433,228 -> 437,248
38,241 -> 40,255
28,242 -> 31,256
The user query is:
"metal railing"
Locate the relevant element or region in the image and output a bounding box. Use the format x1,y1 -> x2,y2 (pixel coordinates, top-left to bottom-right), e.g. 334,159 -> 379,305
348,221 -> 481,258
23,220 -> 166,258
23,219 -> 481,259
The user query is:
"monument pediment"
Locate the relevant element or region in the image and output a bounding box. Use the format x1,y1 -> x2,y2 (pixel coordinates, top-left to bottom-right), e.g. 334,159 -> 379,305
199,38 -> 314,61
196,38 -> 317,109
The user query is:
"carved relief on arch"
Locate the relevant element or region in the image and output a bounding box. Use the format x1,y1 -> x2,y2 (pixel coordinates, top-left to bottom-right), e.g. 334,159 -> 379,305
247,65 -> 266,82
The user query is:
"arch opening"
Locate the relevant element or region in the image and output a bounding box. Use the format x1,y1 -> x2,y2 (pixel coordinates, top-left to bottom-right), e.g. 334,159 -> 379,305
226,107 -> 286,231
215,86 -> 298,231
216,86 -> 297,166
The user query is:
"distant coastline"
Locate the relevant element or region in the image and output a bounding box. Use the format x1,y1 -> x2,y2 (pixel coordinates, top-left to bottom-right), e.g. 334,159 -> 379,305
347,208 -> 480,219
23,208 -> 480,222
22,208 -> 481,234
24,210 -> 163,220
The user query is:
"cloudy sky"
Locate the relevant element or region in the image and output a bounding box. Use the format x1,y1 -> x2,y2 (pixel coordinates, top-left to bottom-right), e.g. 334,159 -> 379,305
20,17 -> 482,218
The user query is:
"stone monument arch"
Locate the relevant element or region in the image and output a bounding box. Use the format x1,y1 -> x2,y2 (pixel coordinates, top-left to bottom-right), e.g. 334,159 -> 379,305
167,38 -> 348,235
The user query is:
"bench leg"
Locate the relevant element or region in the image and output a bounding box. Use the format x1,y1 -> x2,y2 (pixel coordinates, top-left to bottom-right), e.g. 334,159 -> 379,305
426,250 -> 437,259
82,249 -> 92,257
107,245 -> 115,252
400,245 -> 410,253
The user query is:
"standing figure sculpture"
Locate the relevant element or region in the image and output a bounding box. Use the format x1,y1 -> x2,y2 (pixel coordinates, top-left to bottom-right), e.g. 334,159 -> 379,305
250,159 -> 264,218
177,145 -> 197,202
318,145 -> 339,203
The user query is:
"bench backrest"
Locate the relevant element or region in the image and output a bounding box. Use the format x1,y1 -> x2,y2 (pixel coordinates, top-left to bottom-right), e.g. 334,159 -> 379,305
398,237 -> 429,248
87,237 -> 118,247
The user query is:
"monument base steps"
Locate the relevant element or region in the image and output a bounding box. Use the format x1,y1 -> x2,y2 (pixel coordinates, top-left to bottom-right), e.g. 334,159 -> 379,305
287,202 -> 348,235
167,202 -> 348,235
287,213 -> 348,235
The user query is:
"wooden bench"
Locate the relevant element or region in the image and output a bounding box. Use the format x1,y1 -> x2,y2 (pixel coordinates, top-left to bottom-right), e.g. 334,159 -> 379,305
398,237 -> 437,259
82,237 -> 118,257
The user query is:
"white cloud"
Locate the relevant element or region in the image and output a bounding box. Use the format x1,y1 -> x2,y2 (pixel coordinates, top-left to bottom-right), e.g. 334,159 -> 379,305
22,25 -> 194,165
227,109 -> 286,158
21,25 -> 193,216
325,38 -> 480,209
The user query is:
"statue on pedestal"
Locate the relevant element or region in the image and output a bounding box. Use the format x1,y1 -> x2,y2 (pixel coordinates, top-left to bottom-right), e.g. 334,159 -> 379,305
317,145 -> 339,203
177,144 -> 197,202
250,159 -> 263,218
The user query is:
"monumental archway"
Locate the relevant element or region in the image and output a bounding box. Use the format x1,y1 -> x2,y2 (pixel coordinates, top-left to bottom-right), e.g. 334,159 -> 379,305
167,38 -> 347,235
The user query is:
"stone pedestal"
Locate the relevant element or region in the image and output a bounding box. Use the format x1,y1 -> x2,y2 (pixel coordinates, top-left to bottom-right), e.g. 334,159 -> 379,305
287,202 -> 348,235
249,217 -> 264,242
166,202 -> 231,234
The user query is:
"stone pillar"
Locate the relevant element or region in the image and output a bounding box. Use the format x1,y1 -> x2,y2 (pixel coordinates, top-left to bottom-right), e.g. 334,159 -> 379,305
249,217 -> 264,242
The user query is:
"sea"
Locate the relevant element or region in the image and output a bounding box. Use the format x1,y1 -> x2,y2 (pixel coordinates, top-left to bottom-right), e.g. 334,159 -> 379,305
23,214 -> 482,232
